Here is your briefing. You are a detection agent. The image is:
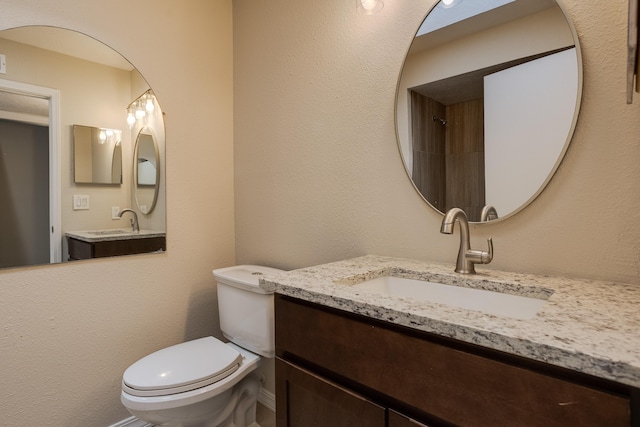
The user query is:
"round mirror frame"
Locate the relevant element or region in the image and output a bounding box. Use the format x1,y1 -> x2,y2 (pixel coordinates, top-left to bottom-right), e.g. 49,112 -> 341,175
394,0 -> 583,224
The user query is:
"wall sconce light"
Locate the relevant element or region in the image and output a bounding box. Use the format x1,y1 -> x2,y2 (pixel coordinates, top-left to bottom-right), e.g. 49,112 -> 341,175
357,0 -> 384,15
126,89 -> 156,129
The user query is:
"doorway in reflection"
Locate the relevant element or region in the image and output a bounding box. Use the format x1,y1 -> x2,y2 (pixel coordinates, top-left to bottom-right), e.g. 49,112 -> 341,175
0,118 -> 49,268
410,91 -> 484,221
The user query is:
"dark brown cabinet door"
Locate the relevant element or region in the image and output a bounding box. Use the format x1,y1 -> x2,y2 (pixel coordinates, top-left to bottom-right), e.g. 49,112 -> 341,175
276,358 -> 386,427
388,410 -> 431,427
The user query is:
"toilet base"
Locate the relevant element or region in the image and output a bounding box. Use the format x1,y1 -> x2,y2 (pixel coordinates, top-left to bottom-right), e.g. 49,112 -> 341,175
127,371 -> 262,427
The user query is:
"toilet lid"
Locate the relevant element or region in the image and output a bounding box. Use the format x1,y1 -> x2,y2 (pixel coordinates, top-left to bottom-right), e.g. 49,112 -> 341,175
122,337 -> 242,397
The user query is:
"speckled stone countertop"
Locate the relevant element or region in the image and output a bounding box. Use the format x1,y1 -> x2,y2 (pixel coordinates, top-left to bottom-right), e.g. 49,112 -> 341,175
65,229 -> 166,243
260,255 -> 640,389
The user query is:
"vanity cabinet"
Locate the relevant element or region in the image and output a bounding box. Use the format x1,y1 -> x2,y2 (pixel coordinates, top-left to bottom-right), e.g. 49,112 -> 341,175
67,236 -> 166,260
275,294 -> 637,427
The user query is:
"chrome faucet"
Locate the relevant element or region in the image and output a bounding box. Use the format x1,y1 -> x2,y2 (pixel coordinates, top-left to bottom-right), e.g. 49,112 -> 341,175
440,208 -> 493,274
480,205 -> 499,222
118,208 -> 139,233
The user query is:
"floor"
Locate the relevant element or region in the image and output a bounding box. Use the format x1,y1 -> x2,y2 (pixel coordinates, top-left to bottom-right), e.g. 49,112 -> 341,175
256,403 -> 276,427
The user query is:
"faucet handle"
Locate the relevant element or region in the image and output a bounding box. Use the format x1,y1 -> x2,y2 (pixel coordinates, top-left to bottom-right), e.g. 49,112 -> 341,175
483,238 -> 494,264
466,238 -> 494,265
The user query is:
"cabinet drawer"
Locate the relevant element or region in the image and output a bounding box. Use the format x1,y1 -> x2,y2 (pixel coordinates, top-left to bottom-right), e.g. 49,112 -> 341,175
276,295 -> 631,427
276,358 -> 386,427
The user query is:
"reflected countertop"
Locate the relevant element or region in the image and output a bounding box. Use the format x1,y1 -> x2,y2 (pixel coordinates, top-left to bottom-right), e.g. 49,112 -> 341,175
260,255 -> 640,388
65,229 -> 166,243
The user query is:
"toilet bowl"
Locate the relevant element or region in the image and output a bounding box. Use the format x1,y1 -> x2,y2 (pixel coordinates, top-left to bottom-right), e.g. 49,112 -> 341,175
121,265 -> 284,427
122,340 -> 262,426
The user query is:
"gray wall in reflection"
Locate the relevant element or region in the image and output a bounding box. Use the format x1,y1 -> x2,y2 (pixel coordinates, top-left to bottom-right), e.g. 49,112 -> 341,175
0,118 -> 49,268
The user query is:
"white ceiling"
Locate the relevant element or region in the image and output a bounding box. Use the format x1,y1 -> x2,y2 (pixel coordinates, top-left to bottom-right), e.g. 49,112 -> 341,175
0,91 -> 48,117
418,0 -> 517,36
411,0 -> 559,54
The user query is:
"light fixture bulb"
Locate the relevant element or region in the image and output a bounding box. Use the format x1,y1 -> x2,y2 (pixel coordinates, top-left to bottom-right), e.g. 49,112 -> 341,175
357,0 -> 383,15
127,111 -> 136,127
362,0 -> 377,10
135,104 -> 146,120
145,96 -> 155,112
439,0 -> 462,8
99,130 -> 106,143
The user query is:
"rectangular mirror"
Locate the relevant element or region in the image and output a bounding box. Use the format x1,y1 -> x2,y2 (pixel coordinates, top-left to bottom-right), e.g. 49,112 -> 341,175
73,124 -> 122,184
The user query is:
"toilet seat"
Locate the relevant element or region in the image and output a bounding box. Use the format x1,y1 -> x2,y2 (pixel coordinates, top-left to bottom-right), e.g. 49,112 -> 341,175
123,337 -> 242,397
122,342 -> 262,412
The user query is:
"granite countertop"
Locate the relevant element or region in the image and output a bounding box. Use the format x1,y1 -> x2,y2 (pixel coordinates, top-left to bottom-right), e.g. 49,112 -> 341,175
65,229 -> 166,243
260,255 -> 640,388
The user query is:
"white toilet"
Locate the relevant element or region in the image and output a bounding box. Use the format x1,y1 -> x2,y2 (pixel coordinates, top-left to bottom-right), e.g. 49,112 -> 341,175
121,265 -> 283,427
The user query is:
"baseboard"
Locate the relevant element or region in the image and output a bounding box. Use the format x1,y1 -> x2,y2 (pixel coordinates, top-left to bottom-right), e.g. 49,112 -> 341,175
258,386 -> 276,412
107,416 -> 153,427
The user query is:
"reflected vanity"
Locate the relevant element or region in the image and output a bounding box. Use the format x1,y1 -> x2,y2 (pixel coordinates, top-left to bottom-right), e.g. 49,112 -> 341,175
395,0 -> 582,222
66,229 -> 166,260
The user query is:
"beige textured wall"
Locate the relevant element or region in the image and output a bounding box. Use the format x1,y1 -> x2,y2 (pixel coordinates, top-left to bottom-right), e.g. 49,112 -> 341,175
234,0 -> 640,283
0,1 -> 234,425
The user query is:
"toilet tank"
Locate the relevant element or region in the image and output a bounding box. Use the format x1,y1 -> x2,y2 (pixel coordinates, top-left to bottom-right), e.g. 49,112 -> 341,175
212,265 -> 284,358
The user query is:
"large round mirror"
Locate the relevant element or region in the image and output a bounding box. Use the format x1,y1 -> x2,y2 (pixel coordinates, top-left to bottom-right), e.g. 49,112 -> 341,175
0,26 -> 166,269
396,0 -> 582,223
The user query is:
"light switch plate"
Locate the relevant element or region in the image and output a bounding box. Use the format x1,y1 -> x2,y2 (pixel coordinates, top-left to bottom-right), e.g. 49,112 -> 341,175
0,54 -> 6,74
73,195 -> 90,210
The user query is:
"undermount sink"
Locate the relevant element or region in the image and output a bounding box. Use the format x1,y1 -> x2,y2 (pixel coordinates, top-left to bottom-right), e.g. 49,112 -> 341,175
350,275 -> 550,320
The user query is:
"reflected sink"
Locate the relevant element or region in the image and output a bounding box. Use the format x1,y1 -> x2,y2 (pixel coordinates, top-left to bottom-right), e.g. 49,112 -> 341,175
351,276 -> 549,320
87,229 -> 134,236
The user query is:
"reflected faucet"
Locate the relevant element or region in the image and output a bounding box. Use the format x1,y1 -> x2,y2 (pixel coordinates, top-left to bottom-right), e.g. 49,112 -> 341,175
480,205 -> 499,222
440,208 -> 493,274
118,208 -> 139,233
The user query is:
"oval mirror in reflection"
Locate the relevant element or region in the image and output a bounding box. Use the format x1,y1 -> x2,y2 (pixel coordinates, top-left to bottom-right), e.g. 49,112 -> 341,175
396,0 -> 582,223
134,127 -> 160,214
0,26 -> 166,269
